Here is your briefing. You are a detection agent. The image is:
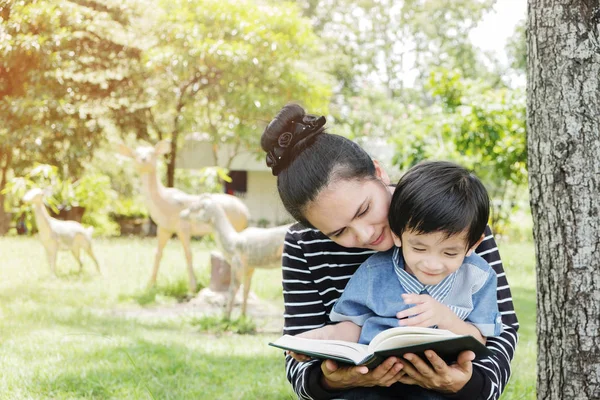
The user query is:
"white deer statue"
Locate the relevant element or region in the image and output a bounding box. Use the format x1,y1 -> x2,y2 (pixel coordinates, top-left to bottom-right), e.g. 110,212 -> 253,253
23,188 -> 101,275
181,194 -> 290,318
117,140 -> 250,293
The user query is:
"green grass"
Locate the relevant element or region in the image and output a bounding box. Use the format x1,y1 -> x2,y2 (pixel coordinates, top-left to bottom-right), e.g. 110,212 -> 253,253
0,236 -> 535,399
497,239 -> 537,400
0,236 -> 293,399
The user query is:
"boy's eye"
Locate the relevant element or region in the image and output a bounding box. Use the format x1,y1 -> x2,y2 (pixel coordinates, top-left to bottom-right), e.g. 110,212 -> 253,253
412,247 -> 426,252
444,253 -> 459,257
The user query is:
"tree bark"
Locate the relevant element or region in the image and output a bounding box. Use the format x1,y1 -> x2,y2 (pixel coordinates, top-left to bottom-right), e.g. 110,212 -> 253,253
166,134 -> 177,188
527,1 -> 600,399
0,147 -> 12,235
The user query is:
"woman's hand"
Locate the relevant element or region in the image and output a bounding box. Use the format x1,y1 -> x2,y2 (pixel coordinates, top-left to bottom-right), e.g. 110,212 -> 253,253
287,350 -> 311,362
397,350 -> 474,393
320,357 -> 405,390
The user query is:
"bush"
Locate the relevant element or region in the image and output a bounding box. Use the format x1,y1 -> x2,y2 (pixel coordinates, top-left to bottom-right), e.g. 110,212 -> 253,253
2,164 -> 119,236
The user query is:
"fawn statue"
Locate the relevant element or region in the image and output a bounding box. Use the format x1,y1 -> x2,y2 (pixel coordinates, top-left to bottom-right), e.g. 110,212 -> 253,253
23,188 -> 101,275
181,194 -> 290,317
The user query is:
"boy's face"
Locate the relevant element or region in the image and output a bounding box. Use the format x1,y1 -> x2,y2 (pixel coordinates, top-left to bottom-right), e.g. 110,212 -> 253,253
392,229 -> 481,285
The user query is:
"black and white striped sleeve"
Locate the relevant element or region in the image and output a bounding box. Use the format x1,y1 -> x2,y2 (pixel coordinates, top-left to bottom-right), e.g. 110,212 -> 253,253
281,227 -> 331,400
471,226 -> 519,400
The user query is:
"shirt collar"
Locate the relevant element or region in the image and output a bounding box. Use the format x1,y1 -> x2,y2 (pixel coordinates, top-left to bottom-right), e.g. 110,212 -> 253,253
392,247 -> 456,303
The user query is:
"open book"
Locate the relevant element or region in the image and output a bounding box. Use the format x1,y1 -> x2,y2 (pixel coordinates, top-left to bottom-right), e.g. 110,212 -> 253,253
269,326 -> 492,369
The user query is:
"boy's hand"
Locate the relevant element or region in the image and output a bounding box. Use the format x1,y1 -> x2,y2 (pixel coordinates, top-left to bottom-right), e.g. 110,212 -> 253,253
396,294 -> 459,329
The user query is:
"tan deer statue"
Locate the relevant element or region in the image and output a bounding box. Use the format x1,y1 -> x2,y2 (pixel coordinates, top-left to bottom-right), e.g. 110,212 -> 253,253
117,140 -> 250,293
23,188 -> 101,275
181,194 -> 290,318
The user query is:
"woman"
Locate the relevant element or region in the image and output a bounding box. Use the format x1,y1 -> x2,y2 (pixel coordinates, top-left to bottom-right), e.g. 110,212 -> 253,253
261,104 -> 518,400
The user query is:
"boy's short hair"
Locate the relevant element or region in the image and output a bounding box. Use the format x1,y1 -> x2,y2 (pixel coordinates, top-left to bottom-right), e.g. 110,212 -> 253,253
388,161 -> 490,249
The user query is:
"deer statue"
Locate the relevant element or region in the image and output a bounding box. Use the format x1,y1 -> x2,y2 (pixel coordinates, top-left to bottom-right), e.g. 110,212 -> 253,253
22,188 -> 101,275
117,140 -> 250,293
181,194 -> 290,318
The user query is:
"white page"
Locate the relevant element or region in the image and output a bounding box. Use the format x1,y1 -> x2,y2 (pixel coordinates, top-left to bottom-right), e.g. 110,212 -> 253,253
368,327 -> 458,353
272,335 -> 370,364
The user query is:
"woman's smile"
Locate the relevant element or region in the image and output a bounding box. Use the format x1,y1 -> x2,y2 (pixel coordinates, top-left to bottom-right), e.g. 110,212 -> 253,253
369,229 -> 385,246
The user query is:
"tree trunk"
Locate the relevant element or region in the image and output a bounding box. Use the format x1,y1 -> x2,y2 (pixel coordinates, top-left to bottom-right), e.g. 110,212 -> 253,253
0,147 -> 12,235
165,131 -> 179,188
0,193 -> 10,236
527,1 -> 600,399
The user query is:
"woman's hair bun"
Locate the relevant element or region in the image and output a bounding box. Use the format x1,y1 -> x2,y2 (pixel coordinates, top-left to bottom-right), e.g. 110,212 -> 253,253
260,104 -> 305,153
261,104 -> 326,176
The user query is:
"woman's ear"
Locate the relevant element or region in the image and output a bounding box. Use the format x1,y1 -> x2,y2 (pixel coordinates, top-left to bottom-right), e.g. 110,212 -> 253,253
373,160 -> 391,185
466,234 -> 485,256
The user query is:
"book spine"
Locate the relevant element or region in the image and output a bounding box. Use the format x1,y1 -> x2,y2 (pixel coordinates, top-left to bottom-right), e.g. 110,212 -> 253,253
363,355 -> 385,370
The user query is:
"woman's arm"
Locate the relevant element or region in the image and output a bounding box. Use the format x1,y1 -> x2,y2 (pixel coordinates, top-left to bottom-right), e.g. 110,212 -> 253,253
281,226 -> 405,399
471,226 -> 519,400
281,227 -> 332,399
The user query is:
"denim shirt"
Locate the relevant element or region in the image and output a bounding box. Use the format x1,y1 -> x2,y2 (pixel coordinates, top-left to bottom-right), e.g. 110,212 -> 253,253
330,247 -> 503,344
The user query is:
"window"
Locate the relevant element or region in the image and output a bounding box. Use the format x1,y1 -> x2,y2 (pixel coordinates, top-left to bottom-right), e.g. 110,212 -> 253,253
224,170 -> 247,198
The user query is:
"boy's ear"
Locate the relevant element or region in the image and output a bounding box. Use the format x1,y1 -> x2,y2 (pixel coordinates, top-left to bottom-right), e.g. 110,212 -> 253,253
373,160 -> 391,185
392,232 -> 402,248
466,234 -> 485,256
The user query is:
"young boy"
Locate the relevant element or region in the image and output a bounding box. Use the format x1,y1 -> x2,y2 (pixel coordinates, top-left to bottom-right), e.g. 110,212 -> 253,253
292,161 -> 502,354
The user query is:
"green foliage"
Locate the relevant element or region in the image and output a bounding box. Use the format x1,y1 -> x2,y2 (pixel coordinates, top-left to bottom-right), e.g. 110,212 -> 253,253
3,163 -> 119,235
297,0 -> 496,96
190,315 -> 257,335
116,0 -> 331,186
0,0 -> 145,179
506,19 -> 526,74
125,278 -> 201,305
390,69 -> 527,233
174,166 -> 231,195
111,197 -> 149,219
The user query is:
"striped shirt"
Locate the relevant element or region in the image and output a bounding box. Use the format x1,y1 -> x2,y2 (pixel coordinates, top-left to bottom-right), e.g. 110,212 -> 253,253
282,224 -> 519,400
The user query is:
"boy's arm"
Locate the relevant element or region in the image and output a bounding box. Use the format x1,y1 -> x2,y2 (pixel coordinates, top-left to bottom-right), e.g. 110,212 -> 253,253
281,228 -> 340,399
329,261 -> 376,328
297,321 -> 362,342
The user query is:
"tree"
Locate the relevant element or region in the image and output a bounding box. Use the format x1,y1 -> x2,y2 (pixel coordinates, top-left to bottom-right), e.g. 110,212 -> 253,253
527,1 -> 600,398
0,0 -> 144,233
506,18 -> 526,74
296,0 -> 497,98
390,69 -> 527,234
123,0 -> 330,187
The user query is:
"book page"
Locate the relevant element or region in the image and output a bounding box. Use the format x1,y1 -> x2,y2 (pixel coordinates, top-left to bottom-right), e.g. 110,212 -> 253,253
368,327 -> 458,353
271,335 -> 370,364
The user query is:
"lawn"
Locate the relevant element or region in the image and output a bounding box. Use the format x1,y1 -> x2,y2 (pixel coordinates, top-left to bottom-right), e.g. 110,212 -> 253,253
0,236 -> 535,399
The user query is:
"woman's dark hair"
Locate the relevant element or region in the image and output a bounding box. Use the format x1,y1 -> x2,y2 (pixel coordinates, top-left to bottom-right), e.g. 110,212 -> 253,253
261,104 -> 376,227
388,161 -> 490,249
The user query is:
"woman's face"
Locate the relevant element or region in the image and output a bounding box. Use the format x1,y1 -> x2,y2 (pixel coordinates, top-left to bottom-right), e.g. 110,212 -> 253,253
304,164 -> 395,251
